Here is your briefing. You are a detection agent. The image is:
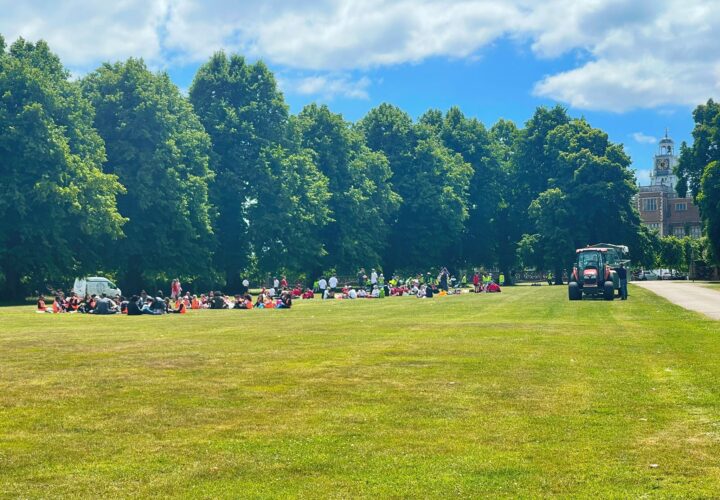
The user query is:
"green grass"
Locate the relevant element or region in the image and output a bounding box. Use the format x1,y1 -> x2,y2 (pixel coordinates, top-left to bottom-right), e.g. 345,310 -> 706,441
1,286 -> 720,497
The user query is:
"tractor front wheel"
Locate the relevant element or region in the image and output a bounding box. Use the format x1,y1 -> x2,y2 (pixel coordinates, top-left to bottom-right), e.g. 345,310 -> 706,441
603,281 -> 614,301
569,282 -> 581,301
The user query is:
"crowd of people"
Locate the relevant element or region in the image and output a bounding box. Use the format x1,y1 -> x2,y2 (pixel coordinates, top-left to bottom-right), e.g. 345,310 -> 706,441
36,268 -> 503,314
36,287 -> 293,315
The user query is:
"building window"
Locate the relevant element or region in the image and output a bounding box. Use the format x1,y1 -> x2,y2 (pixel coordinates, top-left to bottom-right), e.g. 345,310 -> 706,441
675,202 -> 687,211
642,198 -> 658,211
690,226 -> 702,238
673,226 -> 686,237
644,223 -> 660,231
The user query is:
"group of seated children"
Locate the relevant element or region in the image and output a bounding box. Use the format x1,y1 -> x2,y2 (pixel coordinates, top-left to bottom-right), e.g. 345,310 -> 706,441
37,293 -> 124,314
37,289 -> 292,315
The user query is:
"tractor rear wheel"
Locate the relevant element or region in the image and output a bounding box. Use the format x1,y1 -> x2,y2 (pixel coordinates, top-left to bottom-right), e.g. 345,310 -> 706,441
568,282 -> 581,301
603,281 -> 614,301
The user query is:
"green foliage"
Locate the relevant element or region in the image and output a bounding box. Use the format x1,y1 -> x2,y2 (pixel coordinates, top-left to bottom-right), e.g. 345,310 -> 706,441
517,114 -> 640,276
0,34 -> 662,292
658,236 -> 685,270
189,52 -> 292,287
677,99 -> 720,200
248,146 -> 330,274
0,38 -> 125,298
295,104 -> 399,274
629,225 -> 659,269
678,100 -> 720,258
359,105 -> 473,271
698,160 -> 720,258
82,59 -> 215,292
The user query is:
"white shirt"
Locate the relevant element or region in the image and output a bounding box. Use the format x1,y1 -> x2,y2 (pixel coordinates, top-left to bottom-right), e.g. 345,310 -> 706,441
348,289 -> 357,299
329,276 -> 338,288
318,278 -> 327,290
358,289 -> 367,297
371,271 -> 378,284
371,288 -> 380,298
273,279 -> 279,288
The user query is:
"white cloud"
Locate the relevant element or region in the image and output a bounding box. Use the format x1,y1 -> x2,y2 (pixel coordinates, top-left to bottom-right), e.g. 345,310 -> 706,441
1,0 -> 720,111
280,74 -> 371,100
632,132 -> 657,144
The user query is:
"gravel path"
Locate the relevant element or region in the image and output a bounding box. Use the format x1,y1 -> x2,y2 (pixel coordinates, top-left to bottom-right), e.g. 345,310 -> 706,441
633,281 -> 720,320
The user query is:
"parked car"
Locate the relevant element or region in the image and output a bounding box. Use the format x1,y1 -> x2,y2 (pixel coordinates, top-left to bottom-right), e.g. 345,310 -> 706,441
659,269 -> 673,280
636,270 -> 660,281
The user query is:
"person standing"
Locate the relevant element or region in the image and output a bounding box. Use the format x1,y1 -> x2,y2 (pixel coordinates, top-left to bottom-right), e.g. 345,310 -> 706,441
318,276 -> 328,298
329,274 -> 338,293
370,269 -> 378,286
499,272 -> 505,287
473,272 -> 480,293
171,278 -> 182,300
617,264 -> 628,300
357,268 -> 366,288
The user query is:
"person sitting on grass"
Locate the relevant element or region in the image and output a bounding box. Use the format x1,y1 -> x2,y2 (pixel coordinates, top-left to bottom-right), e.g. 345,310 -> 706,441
347,288 -> 357,299
141,298 -> 159,315
276,291 -> 292,309
170,298 -> 187,314
66,293 -> 80,312
264,295 -> 276,308
37,295 -> 49,313
94,293 -> 118,315
370,285 -> 380,298
291,284 -> 302,298
126,295 -> 142,316
52,295 -> 66,313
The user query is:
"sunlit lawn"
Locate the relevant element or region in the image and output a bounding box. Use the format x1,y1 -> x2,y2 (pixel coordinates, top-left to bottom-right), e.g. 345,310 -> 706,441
1,285 -> 719,497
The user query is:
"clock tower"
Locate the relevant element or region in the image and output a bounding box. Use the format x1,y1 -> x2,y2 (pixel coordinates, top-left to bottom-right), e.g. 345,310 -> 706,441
649,130 -> 678,192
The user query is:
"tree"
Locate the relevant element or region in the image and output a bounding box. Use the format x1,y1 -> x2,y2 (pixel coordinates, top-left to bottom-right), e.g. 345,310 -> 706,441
527,188 -> 575,276
0,37 -> 125,299
393,137 -> 473,270
519,117 -> 640,282
82,59 -> 215,292
678,100 -> 720,258
659,236 -> 685,271
676,100 -> 720,200
248,146 -> 330,275
698,160 -> 720,258
296,104 -> 399,274
489,119 -> 521,281
189,53 -> 290,288
420,107 -> 504,269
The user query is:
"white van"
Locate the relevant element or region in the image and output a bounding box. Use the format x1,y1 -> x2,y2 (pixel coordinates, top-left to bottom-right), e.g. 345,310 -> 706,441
73,277 -> 122,298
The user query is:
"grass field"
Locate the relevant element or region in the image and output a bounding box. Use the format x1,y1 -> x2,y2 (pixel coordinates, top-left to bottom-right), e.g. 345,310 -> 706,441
1,286 -> 720,497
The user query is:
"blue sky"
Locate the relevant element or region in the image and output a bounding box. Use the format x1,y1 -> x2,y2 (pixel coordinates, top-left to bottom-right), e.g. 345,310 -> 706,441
2,0 -> 713,184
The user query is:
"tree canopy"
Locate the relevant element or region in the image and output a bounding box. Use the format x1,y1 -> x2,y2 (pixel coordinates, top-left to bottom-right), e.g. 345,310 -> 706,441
0,34 -> 669,297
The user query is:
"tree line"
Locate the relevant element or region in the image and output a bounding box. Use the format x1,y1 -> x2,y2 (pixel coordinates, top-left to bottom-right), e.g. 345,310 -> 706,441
0,35 -> 703,299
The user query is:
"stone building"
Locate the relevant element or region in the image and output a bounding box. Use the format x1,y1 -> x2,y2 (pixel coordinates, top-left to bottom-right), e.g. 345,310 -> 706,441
636,133 -> 702,238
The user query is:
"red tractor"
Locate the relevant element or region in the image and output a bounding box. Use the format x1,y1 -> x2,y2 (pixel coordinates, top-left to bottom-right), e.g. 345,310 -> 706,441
568,244 -> 628,301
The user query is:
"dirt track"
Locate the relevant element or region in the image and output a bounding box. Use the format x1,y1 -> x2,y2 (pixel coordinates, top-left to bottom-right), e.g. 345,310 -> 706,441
633,281 -> 720,320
